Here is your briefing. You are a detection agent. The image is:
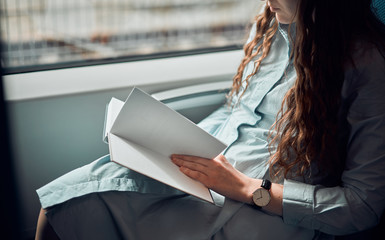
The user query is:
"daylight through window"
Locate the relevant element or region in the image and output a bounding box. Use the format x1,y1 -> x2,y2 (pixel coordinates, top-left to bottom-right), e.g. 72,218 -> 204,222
0,0 -> 262,72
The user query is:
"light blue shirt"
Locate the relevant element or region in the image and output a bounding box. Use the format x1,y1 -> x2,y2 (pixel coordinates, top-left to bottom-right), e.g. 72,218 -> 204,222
199,23 -> 296,180
37,22 -> 385,238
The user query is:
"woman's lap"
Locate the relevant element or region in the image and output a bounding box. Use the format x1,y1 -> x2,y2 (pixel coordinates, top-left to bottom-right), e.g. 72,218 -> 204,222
37,154 -> 183,209
45,190 -> 315,240
38,155 -> 315,240
46,191 -> 222,240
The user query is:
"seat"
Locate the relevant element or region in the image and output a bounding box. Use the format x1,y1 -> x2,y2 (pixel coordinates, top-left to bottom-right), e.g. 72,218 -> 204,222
152,81 -> 231,123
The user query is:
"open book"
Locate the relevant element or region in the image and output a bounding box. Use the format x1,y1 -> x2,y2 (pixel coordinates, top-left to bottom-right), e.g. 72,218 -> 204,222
103,87 -> 227,203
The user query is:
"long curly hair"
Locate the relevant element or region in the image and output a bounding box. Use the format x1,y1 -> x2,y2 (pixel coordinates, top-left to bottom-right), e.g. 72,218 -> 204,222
229,0 -> 385,179
228,5 -> 278,100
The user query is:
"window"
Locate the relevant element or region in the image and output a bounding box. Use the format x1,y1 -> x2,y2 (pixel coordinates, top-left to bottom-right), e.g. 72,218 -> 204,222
1,0 -> 262,73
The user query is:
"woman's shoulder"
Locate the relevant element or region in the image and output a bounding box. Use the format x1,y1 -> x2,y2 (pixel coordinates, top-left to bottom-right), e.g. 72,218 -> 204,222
348,39 -> 385,71
342,39 -> 385,116
344,39 -> 385,86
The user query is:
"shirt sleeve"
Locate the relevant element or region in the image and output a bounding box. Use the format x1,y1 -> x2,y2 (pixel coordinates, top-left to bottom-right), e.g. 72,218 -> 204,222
282,46 -> 385,235
197,104 -> 231,136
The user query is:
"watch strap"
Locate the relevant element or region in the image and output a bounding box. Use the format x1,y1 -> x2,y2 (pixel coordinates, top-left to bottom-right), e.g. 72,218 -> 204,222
261,179 -> 272,191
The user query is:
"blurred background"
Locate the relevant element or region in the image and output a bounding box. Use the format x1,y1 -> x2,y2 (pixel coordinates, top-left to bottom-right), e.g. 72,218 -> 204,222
1,0 -> 260,72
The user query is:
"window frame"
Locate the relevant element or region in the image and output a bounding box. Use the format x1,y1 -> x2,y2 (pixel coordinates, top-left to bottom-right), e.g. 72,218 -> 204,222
3,48 -> 243,101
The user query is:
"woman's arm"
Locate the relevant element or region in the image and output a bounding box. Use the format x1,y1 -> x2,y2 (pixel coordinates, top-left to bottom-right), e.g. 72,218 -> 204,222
170,154 -> 284,216
282,46 -> 385,235
197,105 -> 231,135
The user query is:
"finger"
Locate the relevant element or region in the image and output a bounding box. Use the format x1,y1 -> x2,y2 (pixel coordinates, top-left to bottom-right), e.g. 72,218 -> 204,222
179,166 -> 208,184
171,154 -> 210,166
215,154 -> 227,162
171,154 -> 209,161
172,157 -> 209,174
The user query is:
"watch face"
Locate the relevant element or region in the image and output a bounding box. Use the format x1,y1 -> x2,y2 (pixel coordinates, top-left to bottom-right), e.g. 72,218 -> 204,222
252,188 -> 271,207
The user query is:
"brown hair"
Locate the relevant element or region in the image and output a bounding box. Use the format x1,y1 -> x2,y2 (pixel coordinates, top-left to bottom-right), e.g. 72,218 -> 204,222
228,5 -> 278,102
229,0 -> 385,179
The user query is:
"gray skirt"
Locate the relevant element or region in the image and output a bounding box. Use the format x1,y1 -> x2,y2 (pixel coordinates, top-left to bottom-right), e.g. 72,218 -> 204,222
38,155 -> 315,240
46,191 -> 315,240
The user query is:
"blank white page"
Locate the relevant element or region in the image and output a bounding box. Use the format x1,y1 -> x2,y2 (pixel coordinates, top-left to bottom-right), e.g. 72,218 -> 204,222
110,87 -> 227,160
109,133 -> 214,203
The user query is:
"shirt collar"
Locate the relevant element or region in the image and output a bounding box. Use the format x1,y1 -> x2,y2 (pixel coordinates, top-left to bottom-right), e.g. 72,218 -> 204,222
278,23 -> 296,57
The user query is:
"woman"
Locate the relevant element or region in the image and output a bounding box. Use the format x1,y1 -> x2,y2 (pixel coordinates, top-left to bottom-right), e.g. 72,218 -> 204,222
36,0 -> 385,239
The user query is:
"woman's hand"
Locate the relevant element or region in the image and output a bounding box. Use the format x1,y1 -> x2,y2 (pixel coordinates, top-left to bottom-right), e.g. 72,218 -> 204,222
170,154 -> 261,204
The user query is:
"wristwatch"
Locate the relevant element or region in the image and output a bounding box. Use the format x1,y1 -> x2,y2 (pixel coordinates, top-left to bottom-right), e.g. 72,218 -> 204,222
252,179 -> 272,207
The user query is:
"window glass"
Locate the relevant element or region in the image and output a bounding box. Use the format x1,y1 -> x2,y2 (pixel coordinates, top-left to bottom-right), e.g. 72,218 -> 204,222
1,0 -> 262,72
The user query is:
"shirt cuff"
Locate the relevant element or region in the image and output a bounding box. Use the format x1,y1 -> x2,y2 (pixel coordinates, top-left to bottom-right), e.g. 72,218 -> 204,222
282,179 -> 316,228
